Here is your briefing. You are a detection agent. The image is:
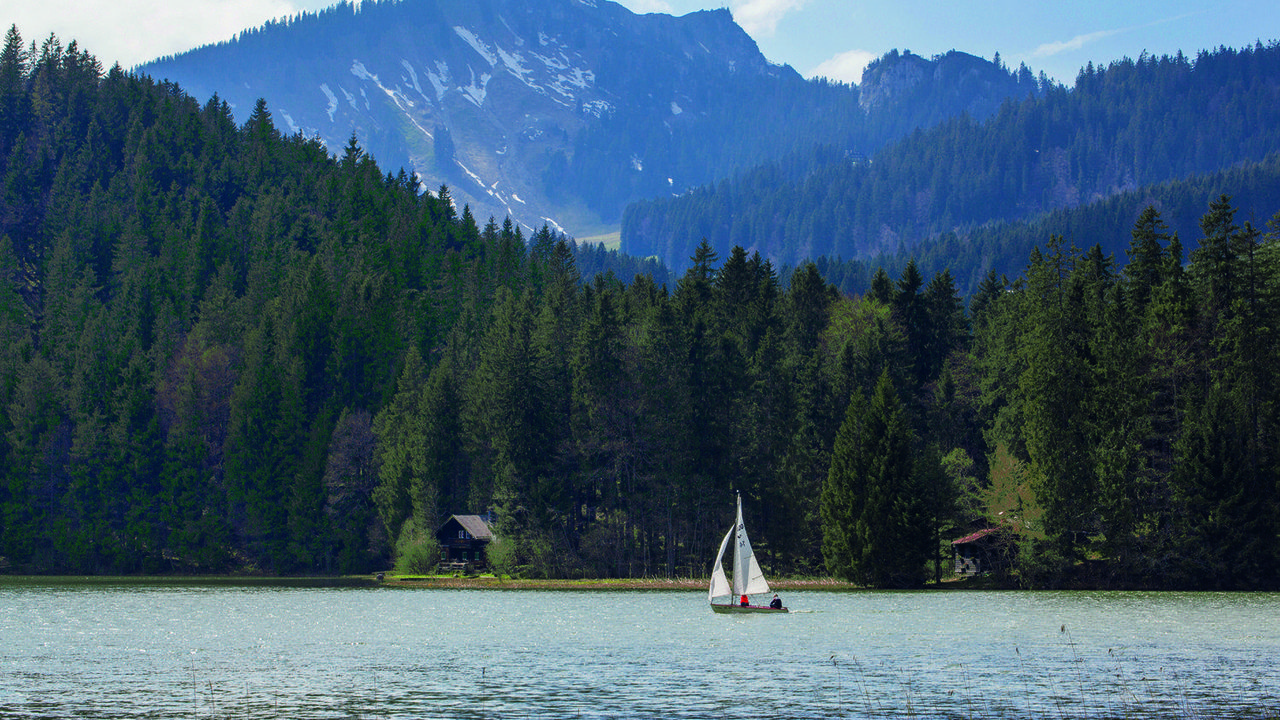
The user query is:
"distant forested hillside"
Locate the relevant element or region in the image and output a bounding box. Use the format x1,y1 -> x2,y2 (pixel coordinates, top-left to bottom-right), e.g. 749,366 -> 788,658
811,151 -> 1280,299
623,43 -> 1280,272
2,30 -> 1277,589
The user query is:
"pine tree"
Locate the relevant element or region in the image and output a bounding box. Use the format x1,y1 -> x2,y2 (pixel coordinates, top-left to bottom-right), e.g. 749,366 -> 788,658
1123,205 -> 1170,315
1017,239 -> 1097,559
463,288 -> 556,576
821,370 -> 928,587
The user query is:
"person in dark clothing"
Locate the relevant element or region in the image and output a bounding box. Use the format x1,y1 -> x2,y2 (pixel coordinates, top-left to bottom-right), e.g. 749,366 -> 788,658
769,594 -> 782,609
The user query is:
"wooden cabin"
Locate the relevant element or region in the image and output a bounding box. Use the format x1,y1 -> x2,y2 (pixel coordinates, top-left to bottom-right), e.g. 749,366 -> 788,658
436,515 -> 495,572
951,527 -> 1014,576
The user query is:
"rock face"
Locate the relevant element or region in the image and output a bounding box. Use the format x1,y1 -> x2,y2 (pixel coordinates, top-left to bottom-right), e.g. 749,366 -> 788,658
858,49 -> 1040,136
136,0 -> 803,235
858,50 -> 930,112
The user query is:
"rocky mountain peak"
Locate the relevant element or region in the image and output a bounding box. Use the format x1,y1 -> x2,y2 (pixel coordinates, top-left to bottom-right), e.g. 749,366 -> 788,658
137,0 -> 791,236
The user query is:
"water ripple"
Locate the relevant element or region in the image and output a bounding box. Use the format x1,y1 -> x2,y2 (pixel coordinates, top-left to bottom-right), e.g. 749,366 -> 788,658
1,583 -> 1278,718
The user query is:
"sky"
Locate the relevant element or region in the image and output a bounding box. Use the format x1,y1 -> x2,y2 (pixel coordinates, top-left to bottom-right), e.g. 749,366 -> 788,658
3,0 -> 1278,86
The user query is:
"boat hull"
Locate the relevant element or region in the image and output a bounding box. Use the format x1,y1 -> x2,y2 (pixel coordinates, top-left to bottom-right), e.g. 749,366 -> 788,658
710,603 -> 788,614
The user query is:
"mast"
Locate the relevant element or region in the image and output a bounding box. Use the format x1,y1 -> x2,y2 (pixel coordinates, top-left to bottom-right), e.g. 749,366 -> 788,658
732,492 -> 746,597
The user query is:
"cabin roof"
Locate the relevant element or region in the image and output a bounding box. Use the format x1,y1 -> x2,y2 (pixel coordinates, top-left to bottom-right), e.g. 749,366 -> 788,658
441,515 -> 494,540
951,527 -> 1000,545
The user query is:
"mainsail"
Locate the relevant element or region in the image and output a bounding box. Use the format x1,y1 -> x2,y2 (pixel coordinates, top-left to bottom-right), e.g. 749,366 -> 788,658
732,493 -> 771,596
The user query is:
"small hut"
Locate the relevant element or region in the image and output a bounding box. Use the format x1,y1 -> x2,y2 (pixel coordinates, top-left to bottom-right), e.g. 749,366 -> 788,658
436,515 -> 495,571
951,528 -> 1014,576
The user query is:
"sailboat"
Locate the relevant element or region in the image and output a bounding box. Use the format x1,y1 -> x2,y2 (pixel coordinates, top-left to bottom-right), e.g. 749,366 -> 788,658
709,492 -> 788,613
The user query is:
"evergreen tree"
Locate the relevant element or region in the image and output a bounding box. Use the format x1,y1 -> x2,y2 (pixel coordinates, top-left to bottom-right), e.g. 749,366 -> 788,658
821,370 -> 928,587
1017,239 -> 1097,560
1123,205 -> 1171,315
464,288 -> 557,576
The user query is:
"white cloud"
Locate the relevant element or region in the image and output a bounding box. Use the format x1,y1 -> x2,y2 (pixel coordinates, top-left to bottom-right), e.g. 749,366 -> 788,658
807,48 -> 875,84
1030,11 -> 1202,60
4,0 -> 303,68
1030,28 -> 1121,59
626,0 -> 676,13
730,0 -> 806,37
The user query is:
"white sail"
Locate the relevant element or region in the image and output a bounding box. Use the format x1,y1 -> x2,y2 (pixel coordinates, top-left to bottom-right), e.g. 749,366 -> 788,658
708,525 -> 734,601
731,493 -> 771,597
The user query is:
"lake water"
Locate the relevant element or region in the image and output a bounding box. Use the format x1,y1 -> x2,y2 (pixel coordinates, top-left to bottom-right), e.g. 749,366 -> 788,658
1,579 -> 1277,719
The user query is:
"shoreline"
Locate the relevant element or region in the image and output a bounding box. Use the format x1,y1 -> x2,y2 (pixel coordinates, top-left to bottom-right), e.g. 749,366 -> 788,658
0,574 -> 999,591
384,576 -> 870,590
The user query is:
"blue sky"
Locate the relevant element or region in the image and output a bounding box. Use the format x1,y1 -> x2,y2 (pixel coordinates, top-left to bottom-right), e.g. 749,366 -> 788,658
4,0 -> 1278,85
630,0 -> 1280,85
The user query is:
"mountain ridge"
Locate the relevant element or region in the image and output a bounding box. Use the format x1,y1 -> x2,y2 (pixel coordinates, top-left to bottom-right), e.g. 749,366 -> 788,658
137,0 -> 795,234
135,0 -> 1037,238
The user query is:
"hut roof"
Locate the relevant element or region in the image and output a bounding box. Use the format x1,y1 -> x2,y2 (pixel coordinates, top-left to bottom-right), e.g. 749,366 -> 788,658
444,515 -> 494,540
951,528 -> 1001,545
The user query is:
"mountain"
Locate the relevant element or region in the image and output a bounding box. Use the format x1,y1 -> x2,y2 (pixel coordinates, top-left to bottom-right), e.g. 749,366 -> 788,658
134,0 -> 808,235
135,0 -> 1037,238
622,43 -> 1280,272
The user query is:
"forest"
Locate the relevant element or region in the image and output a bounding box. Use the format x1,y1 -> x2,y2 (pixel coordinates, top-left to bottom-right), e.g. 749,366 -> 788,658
806,150 -> 1280,300
0,29 -> 1277,588
623,42 -> 1280,273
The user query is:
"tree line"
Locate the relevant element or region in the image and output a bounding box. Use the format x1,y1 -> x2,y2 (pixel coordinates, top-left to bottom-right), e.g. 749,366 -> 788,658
1,29 -> 1277,588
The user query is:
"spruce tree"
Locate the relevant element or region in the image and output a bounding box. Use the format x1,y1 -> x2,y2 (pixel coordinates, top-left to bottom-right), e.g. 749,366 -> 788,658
822,370 -> 928,587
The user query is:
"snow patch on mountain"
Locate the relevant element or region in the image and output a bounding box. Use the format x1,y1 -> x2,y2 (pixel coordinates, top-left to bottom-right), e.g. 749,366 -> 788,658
496,45 -> 534,82
350,59 -> 373,82
320,84 -> 338,121
350,59 -> 433,132
454,26 -> 498,66
582,99 -> 611,118
456,159 -> 486,187
461,66 -> 492,106
454,160 -> 520,219
564,66 -> 594,89
401,60 -> 427,103
532,48 -> 570,72
545,67 -> 594,103
427,61 -> 451,102
340,85 -> 358,111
